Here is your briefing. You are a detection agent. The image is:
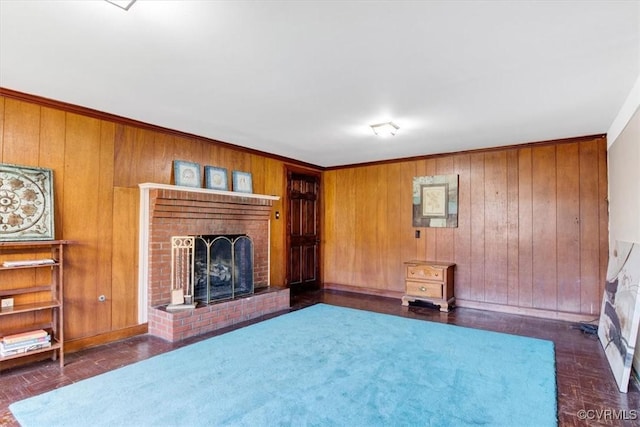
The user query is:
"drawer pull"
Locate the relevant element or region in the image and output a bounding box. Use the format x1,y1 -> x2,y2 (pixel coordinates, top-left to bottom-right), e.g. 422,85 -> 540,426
420,286 -> 426,291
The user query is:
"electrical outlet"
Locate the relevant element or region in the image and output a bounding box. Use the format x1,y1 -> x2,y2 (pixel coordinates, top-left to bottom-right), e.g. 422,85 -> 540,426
1,298 -> 14,308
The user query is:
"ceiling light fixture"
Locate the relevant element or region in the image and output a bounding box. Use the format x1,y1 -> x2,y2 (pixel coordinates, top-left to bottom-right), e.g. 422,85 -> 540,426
370,121 -> 399,137
105,0 -> 137,10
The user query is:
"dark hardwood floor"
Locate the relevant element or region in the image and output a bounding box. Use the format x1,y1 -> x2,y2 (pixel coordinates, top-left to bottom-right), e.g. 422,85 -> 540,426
1,289 -> 639,426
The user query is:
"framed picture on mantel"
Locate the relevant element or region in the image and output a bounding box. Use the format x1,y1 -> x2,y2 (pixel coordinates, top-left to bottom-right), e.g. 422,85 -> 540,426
173,160 -> 201,188
205,166 -> 228,191
232,171 -> 253,193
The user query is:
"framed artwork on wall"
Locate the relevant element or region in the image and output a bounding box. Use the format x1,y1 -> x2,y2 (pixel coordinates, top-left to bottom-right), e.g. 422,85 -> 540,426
0,163 -> 55,241
204,166 -> 228,191
420,184 -> 448,217
412,174 -> 458,228
232,171 -> 253,193
173,160 -> 201,188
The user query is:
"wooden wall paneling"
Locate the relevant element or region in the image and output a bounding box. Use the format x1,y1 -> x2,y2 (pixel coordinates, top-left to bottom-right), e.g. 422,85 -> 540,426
63,113 -> 108,339
518,147 -> 534,307
209,144 -> 230,171
173,135 -> 200,166
555,142 -> 581,313
353,166 -> 369,286
0,97 -> 4,151
323,169 -> 338,286
204,143 -> 225,171
113,125 -> 133,187
223,144 -> 252,179
114,126 -> 157,188
435,156 -> 455,262
95,121 -> 116,333
376,164 -> 393,290
321,170 -> 337,287
531,145 -> 557,310
2,99 -> 40,164
112,126 -> 128,187
483,151 -> 508,304
506,149 -> 520,305
370,164 -> 393,290
385,161 -> 411,292
40,107 -> 67,239
579,139 -> 601,315
264,159 -> 285,286
597,138 -> 609,302
321,170 -> 335,285
453,154 -> 472,301
470,152 -> 486,301
133,127 -> 157,185
383,163 -> 398,291
111,187 -> 139,329
153,133 -> 176,184
130,127 -> 156,187
250,154 -> 266,195
354,166 -> 380,287
335,168 -> 357,286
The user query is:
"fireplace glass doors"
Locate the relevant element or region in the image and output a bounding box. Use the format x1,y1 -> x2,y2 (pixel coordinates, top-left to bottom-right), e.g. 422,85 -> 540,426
193,235 -> 254,303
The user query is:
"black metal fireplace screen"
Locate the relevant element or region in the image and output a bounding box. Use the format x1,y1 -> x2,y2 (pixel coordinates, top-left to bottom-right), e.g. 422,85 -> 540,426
193,235 -> 254,303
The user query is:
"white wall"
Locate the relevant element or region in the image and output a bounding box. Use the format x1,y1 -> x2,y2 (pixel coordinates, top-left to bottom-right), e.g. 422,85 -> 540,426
607,73 -> 640,380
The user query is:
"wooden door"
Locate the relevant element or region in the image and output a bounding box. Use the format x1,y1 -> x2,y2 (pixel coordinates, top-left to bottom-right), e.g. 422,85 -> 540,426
286,169 -> 321,291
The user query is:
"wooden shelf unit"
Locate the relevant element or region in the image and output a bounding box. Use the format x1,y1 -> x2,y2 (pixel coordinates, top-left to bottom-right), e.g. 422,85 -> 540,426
0,240 -> 69,369
401,260 -> 455,312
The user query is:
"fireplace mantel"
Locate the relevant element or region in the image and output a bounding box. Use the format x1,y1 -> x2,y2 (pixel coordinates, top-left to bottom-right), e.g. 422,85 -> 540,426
138,183 -> 280,323
139,183 -> 280,202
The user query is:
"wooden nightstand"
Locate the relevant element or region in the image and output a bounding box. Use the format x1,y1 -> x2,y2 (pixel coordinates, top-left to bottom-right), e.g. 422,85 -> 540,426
401,260 -> 455,312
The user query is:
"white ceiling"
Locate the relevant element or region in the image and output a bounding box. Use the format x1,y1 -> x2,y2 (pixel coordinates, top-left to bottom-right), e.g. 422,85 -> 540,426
1,1 -> 639,167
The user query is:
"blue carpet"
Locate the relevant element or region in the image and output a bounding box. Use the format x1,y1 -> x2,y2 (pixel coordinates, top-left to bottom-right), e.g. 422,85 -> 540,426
10,304 -> 557,426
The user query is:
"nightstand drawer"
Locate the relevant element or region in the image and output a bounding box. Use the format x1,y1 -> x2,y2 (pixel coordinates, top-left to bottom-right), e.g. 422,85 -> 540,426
406,281 -> 443,298
407,265 -> 444,282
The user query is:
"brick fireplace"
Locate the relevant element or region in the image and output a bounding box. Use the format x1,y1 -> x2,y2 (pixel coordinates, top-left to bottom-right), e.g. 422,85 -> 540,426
138,183 -> 289,341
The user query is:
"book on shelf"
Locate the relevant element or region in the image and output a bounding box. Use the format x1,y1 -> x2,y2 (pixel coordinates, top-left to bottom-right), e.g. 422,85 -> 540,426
2,329 -> 49,344
2,259 -> 56,268
0,334 -> 51,351
0,341 -> 51,357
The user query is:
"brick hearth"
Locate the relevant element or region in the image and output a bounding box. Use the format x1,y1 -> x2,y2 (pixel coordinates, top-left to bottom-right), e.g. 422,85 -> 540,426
148,288 -> 290,341
139,183 -> 288,342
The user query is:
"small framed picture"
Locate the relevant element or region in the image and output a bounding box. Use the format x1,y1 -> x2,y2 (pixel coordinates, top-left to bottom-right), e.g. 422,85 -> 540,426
204,166 -> 228,191
232,171 -> 253,193
173,160 -> 201,188
420,184 -> 448,218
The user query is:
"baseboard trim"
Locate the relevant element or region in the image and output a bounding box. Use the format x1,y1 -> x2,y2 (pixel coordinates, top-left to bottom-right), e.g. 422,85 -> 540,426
449,299 -> 597,323
65,324 -> 148,354
323,283 -> 404,300
322,283 -> 597,323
